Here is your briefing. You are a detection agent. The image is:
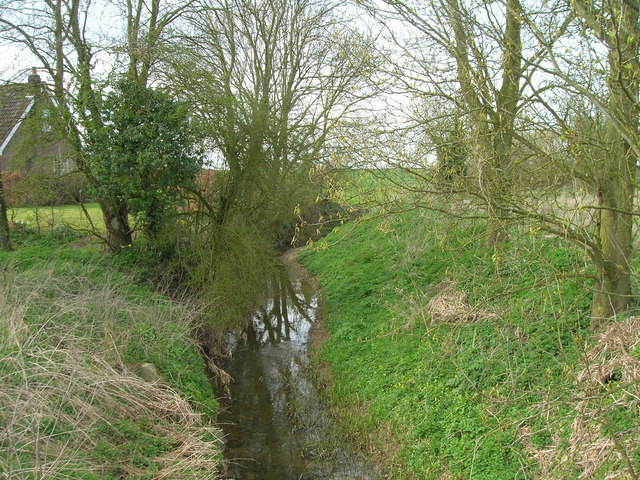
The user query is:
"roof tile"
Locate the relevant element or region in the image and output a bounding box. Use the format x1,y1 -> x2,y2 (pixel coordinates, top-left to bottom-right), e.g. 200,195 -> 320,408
0,83 -> 35,148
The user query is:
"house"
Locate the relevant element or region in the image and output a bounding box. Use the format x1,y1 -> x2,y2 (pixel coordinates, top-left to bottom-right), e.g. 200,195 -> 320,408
0,68 -> 79,205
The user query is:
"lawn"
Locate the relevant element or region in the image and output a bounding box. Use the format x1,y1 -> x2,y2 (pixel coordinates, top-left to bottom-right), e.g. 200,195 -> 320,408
8,202 -> 103,232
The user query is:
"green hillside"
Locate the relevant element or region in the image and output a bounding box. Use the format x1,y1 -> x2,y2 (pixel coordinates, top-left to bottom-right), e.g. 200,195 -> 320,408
301,209 -> 640,479
0,237 -> 221,479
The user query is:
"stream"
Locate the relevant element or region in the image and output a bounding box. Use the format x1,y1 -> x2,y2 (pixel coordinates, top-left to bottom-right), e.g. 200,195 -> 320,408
214,264 -> 381,480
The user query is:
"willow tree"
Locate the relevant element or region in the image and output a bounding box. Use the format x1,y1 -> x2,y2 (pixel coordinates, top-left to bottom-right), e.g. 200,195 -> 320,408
161,0 -> 376,330
447,0 -> 523,244
592,1 -> 639,320
172,0 -> 376,231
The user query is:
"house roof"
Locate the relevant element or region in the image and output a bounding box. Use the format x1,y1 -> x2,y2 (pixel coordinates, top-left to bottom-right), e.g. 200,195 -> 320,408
0,82 -> 37,155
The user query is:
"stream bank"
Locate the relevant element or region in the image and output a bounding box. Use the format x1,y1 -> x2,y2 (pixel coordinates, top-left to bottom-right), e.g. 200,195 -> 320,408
211,251 -> 381,480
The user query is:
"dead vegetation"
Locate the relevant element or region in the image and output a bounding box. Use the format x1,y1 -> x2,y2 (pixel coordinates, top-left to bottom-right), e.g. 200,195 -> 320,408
388,278 -> 496,335
0,263 -> 222,479
426,279 -> 495,325
527,317 -> 640,480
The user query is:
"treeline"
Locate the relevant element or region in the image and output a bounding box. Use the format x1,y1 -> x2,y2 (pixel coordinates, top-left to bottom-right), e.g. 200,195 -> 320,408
1,0 -> 638,325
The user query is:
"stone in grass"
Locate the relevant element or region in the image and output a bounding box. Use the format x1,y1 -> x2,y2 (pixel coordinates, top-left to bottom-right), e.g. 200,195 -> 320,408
133,362 -> 165,384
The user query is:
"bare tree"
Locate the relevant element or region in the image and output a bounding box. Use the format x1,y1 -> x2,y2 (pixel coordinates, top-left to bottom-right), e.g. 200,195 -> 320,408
171,0 -> 376,228
358,0 -> 529,245
361,0 -> 639,320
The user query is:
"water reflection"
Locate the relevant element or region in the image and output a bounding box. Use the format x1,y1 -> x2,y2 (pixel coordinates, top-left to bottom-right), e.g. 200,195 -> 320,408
216,263 -> 379,480
251,269 -> 315,344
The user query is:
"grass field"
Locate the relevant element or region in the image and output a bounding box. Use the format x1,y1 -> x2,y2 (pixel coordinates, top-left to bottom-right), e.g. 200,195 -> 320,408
8,202 -> 103,232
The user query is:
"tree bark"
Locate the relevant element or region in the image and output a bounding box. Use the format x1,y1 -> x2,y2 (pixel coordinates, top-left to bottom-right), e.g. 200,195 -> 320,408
446,0 -> 522,246
99,201 -> 133,253
0,177 -> 12,251
589,0 -> 638,323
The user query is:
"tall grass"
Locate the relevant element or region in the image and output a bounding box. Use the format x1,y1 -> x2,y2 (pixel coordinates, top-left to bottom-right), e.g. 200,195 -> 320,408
0,254 -> 222,479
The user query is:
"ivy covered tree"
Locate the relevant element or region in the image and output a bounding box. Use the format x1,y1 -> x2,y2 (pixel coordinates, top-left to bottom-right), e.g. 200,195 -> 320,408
0,0 -> 196,252
89,80 -> 203,242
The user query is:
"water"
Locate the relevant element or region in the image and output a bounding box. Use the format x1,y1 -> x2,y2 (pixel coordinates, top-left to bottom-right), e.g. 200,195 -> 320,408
215,265 -> 380,480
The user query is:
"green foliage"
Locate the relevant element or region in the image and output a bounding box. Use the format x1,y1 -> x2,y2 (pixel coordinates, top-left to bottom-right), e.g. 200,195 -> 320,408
94,418 -> 175,473
9,220 -> 85,248
125,321 -> 218,416
301,209 -> 596,479
188,217 -> 279,333
88,80 -> 203,234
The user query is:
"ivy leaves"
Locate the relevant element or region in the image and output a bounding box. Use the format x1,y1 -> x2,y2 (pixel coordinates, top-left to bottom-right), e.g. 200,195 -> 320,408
88,81 -> 203,233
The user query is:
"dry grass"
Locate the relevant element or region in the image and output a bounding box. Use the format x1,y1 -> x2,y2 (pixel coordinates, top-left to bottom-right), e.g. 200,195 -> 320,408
386,278 -> 496,336
0,263 -> 222,480
426,279 -> 495,325
578,317 -> 640,386
528,317 -> 640,480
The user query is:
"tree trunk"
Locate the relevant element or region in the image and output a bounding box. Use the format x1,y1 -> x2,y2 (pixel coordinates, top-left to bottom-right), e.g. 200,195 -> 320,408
0,177 -> 12,251
447,0 -> 521,247
590,149 -> 635,322
589,0 -> 638,324
591,251 -> 631,325
99,200 -> 133,252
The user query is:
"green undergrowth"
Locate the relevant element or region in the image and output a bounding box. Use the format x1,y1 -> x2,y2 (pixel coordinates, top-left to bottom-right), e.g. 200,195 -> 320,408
0,235 -> 221,479
300,209 -> 637,479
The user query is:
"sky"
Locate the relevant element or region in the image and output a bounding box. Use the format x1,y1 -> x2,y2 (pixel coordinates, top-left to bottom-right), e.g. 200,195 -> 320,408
0,0 -> 124,84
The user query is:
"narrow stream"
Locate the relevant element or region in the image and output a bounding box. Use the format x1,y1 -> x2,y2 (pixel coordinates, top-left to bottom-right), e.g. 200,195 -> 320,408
215,265 -> 380,480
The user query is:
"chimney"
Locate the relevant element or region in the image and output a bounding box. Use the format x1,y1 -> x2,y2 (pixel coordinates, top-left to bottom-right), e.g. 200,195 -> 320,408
28,67 -> 41,85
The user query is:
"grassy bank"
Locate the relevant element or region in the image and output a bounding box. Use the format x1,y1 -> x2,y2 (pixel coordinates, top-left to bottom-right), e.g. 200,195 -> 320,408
300,209 -> 640,479
0,231 -> 222,479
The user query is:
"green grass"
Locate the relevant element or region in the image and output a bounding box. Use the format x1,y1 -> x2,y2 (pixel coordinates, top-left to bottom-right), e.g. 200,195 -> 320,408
0,245 -> 218,413
328,168 -> 423,208
300,209 -> 635,479
8,202 -> 103,232
0,236 -> 221,478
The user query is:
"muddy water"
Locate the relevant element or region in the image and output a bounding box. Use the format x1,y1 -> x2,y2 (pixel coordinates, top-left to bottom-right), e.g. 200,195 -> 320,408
216,266 -> 380,480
